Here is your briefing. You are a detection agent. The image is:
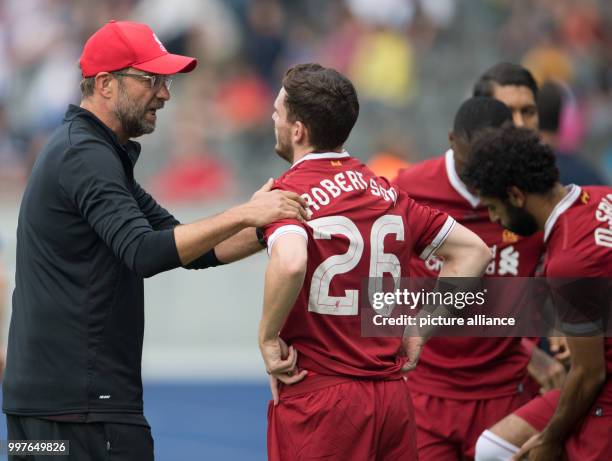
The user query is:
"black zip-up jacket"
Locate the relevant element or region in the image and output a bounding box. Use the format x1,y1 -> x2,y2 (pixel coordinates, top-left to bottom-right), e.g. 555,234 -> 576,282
3,105 -> 218,419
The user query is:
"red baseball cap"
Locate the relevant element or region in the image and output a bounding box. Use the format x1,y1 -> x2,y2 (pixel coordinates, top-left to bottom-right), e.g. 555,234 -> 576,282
79,20 -> 197,77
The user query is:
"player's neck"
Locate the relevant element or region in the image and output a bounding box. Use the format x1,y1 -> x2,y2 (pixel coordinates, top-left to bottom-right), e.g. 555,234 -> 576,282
533,183 -> 568,232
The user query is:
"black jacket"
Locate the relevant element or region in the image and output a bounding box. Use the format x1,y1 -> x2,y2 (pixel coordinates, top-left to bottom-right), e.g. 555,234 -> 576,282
3,105 -> 217,418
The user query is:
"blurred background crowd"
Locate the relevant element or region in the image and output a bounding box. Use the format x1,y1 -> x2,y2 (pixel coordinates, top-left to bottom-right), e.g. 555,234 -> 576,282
0,0 -> 610,204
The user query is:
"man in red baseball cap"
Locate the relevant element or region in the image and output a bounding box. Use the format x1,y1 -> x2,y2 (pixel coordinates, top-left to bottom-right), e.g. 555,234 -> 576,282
3,20 -> 308,460
78,20 -> 198,143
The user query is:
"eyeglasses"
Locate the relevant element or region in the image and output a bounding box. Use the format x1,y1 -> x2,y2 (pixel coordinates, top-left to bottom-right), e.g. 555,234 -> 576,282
111,72 -> 173,91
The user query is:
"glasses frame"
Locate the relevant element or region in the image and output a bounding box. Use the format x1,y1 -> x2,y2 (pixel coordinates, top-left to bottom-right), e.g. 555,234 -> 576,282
111,72 -> 173,91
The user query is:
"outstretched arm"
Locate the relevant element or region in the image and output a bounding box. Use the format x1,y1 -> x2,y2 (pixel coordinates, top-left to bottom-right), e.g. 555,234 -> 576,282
402,222 -> 492,371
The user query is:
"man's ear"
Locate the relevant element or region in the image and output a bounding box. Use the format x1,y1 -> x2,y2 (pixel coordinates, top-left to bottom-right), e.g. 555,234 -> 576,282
507,186 -> 527,207
293,120 -> 308,146
95,72 -> 115,99
448,131 -> 455,149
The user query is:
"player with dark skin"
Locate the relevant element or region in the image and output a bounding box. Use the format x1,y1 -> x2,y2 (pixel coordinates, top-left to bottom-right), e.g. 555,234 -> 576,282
464,126 -> 610,461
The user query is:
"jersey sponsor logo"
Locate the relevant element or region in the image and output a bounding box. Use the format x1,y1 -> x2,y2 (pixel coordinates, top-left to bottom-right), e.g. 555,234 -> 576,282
498,245 -> 519,276
594,193 -> 612,248
502,229 -> 519,243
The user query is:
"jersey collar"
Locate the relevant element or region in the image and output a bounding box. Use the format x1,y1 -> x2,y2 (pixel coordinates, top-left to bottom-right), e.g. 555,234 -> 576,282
291,151 -> 350,169
544,184 -> 581,242
445,149 -> 480,208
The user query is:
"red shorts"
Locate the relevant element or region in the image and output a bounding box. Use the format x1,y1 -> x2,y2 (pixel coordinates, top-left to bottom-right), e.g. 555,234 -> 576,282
565,404 -> 612,461
514,390 -> 612,460
267,375 -> 416,461
513,389 -> 560,432
411,388 -> 532,460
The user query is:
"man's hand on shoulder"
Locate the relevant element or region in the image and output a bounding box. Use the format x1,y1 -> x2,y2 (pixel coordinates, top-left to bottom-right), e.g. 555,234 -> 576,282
238,179 -> 309,228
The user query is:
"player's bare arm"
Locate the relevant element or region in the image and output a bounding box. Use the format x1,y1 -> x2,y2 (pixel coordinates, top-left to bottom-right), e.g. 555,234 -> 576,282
175,179 -> 308,265
259,233 -> 309,403
513,336 -> 606,461
435,222 -> 493,278
213,228 -> 263,263
526,344 -> 566,392
401,223 -> 493,371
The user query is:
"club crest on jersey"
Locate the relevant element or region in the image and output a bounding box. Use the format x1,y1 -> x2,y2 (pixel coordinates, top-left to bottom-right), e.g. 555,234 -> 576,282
581,190 -> 590,204
330,161 -> 342,167
502,229 -> 519,243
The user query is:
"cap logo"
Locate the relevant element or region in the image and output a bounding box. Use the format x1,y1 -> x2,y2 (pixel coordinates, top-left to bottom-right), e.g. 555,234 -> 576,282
152,33 -> 167,52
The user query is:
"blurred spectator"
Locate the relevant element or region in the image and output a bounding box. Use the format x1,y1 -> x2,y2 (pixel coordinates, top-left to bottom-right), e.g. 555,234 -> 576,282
0,0 -> 610,199
244,0 -> 285,87
133,0 -> 240,62
349,28 -> 417,106
366,129 -> 416,179
538,80 -> 606,185
522,39 -> 575,85
0,104 -> 27,188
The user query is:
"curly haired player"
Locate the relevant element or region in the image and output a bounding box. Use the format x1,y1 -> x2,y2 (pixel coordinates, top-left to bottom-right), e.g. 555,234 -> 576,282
464,126 -> 612,461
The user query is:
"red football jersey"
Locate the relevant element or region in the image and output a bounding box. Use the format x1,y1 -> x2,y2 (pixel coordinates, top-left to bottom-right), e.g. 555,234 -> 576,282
263,151 -> 454,378
394,150 -> 545,399
543,185 -> 612,408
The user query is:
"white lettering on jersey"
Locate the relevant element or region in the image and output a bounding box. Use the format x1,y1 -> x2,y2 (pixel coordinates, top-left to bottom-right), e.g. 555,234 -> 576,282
498,245 -> 519,276
594,194 -> 612,248
301,192 -> 319,211
346,171 -> 364,190
311,187 -> 330,205
299,170 -> 397,214
308,215 -> 403,316
334,172 -> 353,192
320,179 -> 341,198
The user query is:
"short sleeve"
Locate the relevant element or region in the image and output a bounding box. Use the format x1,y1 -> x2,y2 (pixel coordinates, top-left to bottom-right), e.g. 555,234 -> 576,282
404,196 -> 455,260
261,180 -> 308,255
263,219 -> 308,256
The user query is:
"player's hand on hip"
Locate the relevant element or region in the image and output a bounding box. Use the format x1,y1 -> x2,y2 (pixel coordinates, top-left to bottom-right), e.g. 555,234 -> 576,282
400,335 -> 425,373
260,337 -> 307,405
240,179 -> 309,227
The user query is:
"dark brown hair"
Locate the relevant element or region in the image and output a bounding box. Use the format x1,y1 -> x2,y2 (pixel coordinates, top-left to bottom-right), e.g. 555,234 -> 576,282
282,63 -> 359,151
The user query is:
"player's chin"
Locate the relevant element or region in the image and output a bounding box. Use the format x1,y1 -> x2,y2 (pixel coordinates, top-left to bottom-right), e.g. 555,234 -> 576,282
274,146 -> 291,162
